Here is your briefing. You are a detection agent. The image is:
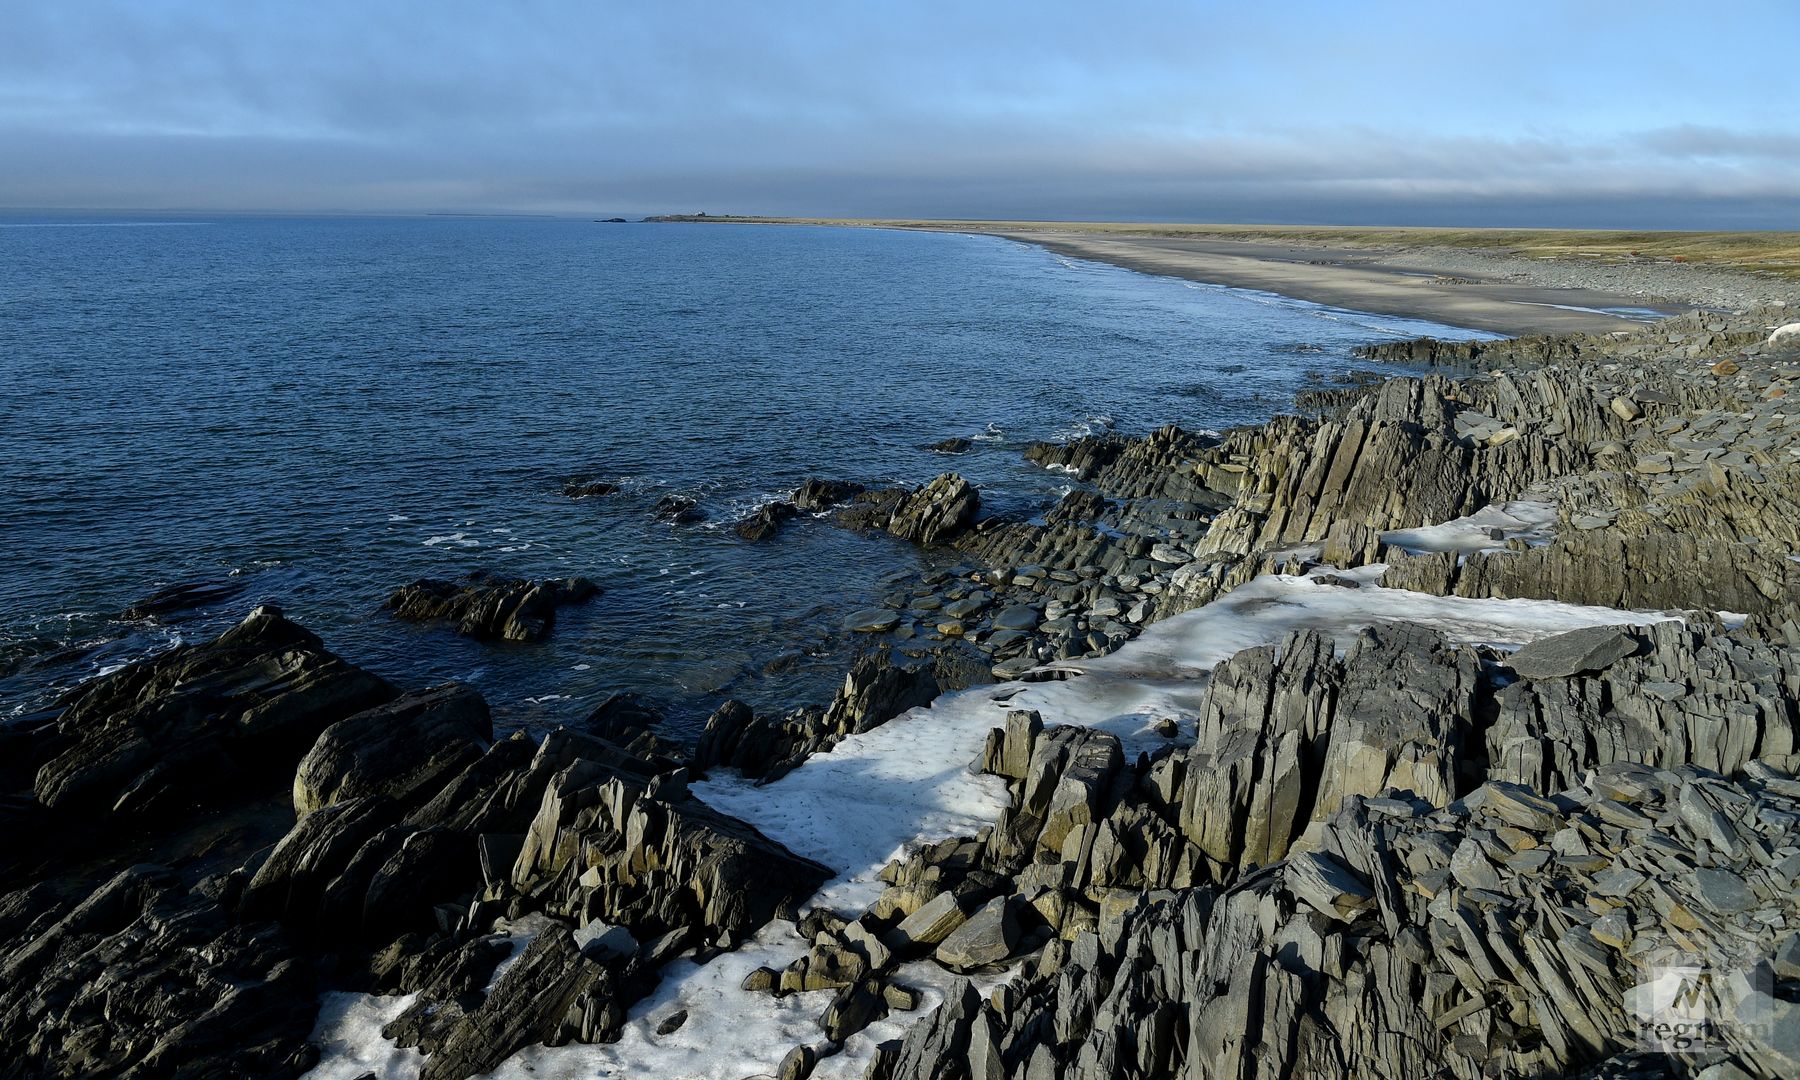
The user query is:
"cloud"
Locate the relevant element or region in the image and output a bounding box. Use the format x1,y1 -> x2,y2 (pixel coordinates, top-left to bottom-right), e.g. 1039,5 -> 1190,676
2,1 -> 1797,225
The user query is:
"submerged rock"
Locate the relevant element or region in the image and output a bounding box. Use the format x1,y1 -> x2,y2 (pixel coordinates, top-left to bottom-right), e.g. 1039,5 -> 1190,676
386,573 -> 599,642
561,478 -> 620,499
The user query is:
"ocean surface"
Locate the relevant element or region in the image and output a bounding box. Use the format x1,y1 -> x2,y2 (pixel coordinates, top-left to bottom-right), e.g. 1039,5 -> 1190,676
0,215 -> 1486,735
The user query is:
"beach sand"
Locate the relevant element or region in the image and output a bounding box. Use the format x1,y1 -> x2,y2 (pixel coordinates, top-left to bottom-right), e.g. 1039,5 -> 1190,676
984,230 -> 1683,336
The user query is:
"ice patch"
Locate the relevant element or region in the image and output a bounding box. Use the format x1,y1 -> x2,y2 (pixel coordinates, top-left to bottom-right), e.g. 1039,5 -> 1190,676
1380,499 -> 1558,557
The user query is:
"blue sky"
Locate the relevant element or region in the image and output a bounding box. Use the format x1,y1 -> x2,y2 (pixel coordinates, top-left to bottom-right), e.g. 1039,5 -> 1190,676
2,1 -> 1796,226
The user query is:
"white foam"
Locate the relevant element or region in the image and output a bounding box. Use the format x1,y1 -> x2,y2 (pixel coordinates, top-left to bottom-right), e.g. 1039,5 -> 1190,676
423,532 -> 479,548
1380,499 -> 1558,557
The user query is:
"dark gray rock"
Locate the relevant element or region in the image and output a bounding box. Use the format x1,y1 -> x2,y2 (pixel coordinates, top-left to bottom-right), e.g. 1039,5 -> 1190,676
293,683 -> 492,814
386,573 -> 599,642
934,896 -> 1020,972
32,605 -> 397,820
1506,625 -> 1642,679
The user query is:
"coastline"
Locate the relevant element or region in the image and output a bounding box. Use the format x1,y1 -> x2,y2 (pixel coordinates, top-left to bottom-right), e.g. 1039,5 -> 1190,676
982,229 -> 1681,336
646,215 -> 1800,337
5,236 -> 1800,1079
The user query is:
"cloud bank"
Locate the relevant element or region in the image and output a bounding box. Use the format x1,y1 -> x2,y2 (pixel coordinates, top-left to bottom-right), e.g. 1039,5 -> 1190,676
2,1 -> 1796,226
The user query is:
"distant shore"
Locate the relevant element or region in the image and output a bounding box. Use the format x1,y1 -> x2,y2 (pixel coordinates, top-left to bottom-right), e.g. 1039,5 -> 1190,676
646,216 -> 1800,336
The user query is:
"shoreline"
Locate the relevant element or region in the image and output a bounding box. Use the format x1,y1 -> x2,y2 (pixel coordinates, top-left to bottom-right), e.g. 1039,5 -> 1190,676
983,229 -> 1681,336
6,268 -> 1800,1077
647,216 -> 1800,336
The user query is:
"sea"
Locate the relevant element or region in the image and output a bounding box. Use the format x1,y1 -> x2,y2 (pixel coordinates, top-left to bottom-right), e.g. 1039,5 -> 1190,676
0,215 -> 1488,736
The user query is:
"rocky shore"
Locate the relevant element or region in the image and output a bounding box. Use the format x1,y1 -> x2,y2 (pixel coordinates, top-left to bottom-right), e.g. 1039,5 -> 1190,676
3,303 -> 1799,1079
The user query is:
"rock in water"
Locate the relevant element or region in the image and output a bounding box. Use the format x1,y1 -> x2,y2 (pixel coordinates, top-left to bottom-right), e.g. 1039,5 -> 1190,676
791,477 -> 865,511
922,437 -> 973,454
1505,624 -> 1641,679
561,478 -> 619,499
885,473 -> 979,545
651,494 -> 705,524
32,604 -> 397,819
386,573 -> 599,642
292,683 -> 492,814
120,578 -> 250,620
734,500 -> 799,541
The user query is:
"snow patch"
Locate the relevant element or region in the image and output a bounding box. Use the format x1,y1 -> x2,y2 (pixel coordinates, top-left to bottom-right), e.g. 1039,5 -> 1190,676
306,567 -> 1677,1080
1380,500 -> 1558,557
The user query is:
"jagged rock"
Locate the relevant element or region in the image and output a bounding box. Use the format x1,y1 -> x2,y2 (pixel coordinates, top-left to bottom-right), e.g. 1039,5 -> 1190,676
32,605 -> 396,819
510,770 -> 831,948
418,926 -> 611,1080
386,573 -> 599,642
0,865 -> 317,1079
1487,621 -> 1800,791
885,474 -> 979,545
292,683 -> 492,815
1504,624 -> 1642,679
1175,624 -> 1475,874
792,478 -> 865,511
735,500 -> 799,541
924,437 -> 974,454
934,896 -> 1021,972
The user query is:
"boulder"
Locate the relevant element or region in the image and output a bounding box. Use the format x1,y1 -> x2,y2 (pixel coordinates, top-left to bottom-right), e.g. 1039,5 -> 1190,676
933,896 -> 1020,972
1505,624 -> 1642,680
886,474 -> 979,546
386,574 -> 599,642
293,683 -> 492,815
33,605 -> 396,819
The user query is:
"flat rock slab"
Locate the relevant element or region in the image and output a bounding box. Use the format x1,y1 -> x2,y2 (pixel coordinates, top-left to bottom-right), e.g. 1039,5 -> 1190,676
1506,625 -> 1642,680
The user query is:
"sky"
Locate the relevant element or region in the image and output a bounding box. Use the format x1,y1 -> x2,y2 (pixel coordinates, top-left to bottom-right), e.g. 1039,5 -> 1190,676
2,1 -> 1797,227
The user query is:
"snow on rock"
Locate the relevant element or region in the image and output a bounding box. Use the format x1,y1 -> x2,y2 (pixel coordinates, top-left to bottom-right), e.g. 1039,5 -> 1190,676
1380,499 -> 1558,557
306,566 -> 1678,1080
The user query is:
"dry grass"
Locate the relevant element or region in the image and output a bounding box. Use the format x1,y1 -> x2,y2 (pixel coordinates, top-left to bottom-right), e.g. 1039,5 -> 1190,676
646,216 -> 1800,281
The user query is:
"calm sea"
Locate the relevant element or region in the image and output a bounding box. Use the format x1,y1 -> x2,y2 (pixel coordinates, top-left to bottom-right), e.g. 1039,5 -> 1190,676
0,216 -> 1482,733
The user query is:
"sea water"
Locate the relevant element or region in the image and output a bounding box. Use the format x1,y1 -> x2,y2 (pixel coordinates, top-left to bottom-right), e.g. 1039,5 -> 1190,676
0,215 -> 1488,732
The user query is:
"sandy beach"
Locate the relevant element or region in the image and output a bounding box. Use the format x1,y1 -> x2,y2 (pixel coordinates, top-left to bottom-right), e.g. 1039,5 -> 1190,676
979,230 -> 1687,336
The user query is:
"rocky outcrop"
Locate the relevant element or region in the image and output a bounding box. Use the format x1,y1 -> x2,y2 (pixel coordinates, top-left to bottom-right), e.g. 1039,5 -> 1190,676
694,650 -> 940,782
892,759 -> 1800,1080
0,865 -> 319,1080
386,573 -> 599,642
1488,620 -> 1800,793
292,683 -> 492,815
885,473 -> 980,545
735,500 -> 799,541
29,605 -> 396,820
509,769 -> 832,949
